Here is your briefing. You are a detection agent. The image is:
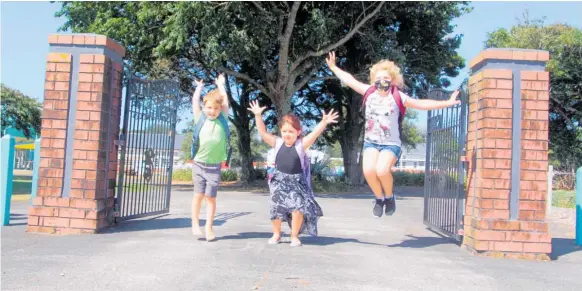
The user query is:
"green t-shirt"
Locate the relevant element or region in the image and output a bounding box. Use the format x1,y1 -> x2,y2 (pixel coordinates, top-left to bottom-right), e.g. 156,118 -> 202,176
193,112 -> 227,164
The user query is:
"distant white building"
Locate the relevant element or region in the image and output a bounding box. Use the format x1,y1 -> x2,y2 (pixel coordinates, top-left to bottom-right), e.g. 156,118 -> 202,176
395,143 -> 426,171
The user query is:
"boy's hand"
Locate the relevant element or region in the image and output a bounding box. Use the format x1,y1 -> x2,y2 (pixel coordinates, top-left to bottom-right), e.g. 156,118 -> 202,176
325,52 -> 337,70
449,90 -> 461,106
321,109 -> 339,125
193,79 -> 204,88
215,74 -> 226,87
247,100 -> 266,115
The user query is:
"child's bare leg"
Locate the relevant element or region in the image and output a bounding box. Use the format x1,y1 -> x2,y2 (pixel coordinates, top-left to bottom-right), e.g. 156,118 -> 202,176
268,219 -> 282,244
376,151 -> 398,198
290,211 -> 304,242
362,148 -> 384,199
204,196 -> 217,241
271,219 -> 282,239
191,193 -> 205,235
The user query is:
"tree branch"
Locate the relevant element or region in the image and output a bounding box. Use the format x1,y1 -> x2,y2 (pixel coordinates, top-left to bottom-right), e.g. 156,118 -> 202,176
550,95 -> 582,115
292,66 -> 321,93
278,1 -> 301,89
218,66 -> 272,99
290,2 -> 385,72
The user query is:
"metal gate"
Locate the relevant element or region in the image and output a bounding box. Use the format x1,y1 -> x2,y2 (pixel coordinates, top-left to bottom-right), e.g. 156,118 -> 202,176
423,85 -> 468,241
115,76 -> 180,221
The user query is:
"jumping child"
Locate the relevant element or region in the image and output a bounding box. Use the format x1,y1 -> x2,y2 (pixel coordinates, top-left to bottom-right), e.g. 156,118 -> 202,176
248,101 -> 339,246
191,74 -> 230,242
325,51 -> 460,218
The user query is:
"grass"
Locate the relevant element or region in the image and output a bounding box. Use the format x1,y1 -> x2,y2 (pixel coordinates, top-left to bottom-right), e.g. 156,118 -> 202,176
552,189 -> 576,209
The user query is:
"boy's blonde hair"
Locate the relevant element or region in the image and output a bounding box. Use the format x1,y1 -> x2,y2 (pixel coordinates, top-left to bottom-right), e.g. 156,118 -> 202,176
369,60 -> 404,88
202,89 -> 223,107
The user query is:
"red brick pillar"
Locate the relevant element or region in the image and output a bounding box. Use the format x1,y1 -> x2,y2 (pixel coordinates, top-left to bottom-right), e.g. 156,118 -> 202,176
28,34 -> 125,234
463,49 -> 552,260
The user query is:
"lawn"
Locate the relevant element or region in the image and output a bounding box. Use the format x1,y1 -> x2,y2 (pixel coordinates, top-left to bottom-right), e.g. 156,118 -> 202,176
552,189 -> 576,209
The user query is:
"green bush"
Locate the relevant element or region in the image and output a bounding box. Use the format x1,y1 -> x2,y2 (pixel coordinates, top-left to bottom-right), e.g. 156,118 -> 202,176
172,169 -> 192,181
221,169 -> 238,182
393,171 -> 425,186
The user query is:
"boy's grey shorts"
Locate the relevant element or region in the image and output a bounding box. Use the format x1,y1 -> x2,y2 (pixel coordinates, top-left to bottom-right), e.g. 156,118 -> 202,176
192,161 -> 222,198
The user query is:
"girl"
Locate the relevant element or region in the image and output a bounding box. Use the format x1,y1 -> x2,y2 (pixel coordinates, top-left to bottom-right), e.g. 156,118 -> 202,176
325,51 -> 460,218
248,101 -> 339,247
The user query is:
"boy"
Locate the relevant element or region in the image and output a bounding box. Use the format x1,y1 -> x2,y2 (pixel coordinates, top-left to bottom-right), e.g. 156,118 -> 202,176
191,74 -> 230,241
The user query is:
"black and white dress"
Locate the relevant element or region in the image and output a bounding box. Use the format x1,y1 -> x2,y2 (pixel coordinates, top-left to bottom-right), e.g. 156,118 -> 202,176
268,142 -> 323,236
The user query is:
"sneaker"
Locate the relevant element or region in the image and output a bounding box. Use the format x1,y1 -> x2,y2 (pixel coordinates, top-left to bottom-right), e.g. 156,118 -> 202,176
268,236 -> 281,245
384,195 -> 396,216
373,199 -> 384,218
290,238 -> 302,247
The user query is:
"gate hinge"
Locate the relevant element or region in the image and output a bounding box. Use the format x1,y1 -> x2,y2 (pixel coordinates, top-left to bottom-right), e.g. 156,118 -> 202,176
115,140 -> 125,147
460,156 -> 469,163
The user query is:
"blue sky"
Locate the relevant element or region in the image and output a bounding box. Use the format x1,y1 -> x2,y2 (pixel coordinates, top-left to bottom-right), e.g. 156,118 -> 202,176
2,1 -> 581,132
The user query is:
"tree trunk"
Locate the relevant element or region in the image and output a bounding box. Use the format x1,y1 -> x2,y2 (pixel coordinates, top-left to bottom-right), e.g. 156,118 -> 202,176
337,86 -> 365,186
237,127 -> 254,184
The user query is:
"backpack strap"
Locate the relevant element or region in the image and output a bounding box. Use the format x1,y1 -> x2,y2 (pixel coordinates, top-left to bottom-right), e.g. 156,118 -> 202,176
391,86 -> 406,136
190,112 -> 207,159
294,138 -> 312,190
391,86 -> 406,123
217,113 -> 232,167
361,85 -> 377,112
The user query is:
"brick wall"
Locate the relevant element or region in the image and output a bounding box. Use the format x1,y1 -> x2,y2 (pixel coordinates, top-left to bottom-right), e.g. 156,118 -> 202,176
462,49 -> 552,260
28,34 -> 125,235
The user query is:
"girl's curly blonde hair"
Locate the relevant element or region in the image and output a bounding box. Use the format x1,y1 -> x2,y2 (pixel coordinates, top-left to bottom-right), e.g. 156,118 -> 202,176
369,60 -> 404,89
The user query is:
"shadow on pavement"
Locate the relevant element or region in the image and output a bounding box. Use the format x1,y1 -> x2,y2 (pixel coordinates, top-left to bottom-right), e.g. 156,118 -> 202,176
106,212 -> 252,233
217,231 -> 385,247
550,237 -> 582,260
386,234 -> 456,248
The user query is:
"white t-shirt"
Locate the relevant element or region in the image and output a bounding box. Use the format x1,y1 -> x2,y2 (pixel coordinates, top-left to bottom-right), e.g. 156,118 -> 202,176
364,88 -> 409,146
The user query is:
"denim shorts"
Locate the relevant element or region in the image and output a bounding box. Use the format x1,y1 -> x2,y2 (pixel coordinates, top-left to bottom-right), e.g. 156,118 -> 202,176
362,142 -> 402,163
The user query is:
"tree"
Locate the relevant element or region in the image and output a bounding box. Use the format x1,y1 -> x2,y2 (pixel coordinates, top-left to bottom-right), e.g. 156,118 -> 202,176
1,84 -> 42,139
485,15 -> 582,171
292,2 -> 468,185
56,1 -> 469,185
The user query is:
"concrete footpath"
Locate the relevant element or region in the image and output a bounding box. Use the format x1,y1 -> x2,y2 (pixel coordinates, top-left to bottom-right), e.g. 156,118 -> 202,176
2,187 -> 581,291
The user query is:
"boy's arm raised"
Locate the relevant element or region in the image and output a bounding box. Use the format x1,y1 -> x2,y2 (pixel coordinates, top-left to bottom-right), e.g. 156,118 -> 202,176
215,74 -> 230,116
326,51 -> 370,96
192,79 -> 203,119
248,101 -> 277,148
302,109 -> 339,151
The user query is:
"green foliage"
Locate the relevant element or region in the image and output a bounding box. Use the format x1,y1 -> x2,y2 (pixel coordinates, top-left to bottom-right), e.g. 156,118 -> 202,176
552,190 -> 575,209
392,171 -> 425,187
485,15 -> 582,171
172,168 -> 192,182
221,169 -> 237,182
1,84 -> 42,139
172,168 -> 238,182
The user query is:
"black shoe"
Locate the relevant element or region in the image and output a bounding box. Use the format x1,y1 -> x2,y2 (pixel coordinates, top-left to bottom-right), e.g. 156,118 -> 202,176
385,195 -> 396,216
373,199 -> 384,218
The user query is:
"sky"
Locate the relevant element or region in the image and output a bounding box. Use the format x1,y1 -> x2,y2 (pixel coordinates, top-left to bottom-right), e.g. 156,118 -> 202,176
2,1 -> 582,132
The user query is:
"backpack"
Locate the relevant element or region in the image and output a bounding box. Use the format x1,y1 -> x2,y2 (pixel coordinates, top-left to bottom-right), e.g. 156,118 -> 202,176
361,85 -> 406,136
266,138 -> 312,189
190,112 -> 232,167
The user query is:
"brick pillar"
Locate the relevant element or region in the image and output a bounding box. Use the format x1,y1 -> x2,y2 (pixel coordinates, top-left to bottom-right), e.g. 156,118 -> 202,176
462,49 -> 552,260
28,34 -> 125,235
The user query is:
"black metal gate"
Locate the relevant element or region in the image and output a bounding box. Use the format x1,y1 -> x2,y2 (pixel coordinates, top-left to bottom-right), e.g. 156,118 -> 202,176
423,85 -> 468,241
115,76 -> 180,221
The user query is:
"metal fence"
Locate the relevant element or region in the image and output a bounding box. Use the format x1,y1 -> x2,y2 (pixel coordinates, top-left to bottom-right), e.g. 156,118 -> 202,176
423,86 -> 469,241
115,77 -> 181,221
